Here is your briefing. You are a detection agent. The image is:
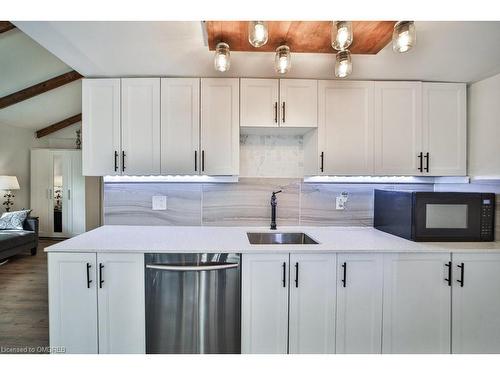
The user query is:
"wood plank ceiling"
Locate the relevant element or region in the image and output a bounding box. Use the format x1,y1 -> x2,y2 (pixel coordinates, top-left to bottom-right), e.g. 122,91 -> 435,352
206,21 -> 396,54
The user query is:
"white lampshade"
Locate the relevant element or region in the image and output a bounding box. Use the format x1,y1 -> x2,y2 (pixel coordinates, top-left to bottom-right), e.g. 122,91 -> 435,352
0,176 -> 20,190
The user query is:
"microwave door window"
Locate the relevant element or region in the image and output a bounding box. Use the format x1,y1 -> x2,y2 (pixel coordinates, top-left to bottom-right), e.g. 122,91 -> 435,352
425,204 -> 468,229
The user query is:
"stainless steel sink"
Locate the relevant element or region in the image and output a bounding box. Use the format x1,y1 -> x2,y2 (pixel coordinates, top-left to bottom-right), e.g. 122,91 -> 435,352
247,232 -> 319,245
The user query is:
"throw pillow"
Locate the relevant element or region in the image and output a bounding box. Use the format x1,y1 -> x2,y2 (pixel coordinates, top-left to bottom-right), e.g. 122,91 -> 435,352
0,210 -> 32,230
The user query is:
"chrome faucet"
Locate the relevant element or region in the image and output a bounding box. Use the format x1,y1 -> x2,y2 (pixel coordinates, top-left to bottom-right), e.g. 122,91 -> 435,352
270,190 -> 282,230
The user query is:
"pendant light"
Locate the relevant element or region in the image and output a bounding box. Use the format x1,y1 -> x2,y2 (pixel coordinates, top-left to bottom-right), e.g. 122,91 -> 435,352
331,21 -> 353,51
248,21 -> 268,48
335,50 -> 352,79
392,21 -> 416,53
214,42 -> 230,72
275,45 -> 291,74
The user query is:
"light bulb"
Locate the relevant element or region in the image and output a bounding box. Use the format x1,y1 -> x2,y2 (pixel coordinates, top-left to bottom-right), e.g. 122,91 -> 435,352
331,21 -> 353,51
275,45 -> 291,74
392,21 -> 416,53
335,50 -> 352,78
248,21 -> 268,48
214,42 -> 230,72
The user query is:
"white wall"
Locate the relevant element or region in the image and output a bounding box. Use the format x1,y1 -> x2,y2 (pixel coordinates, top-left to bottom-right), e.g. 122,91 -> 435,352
468,72 -> 500,179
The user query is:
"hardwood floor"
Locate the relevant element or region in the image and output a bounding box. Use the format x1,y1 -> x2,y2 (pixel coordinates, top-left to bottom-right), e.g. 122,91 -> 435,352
0,239 -> 58,353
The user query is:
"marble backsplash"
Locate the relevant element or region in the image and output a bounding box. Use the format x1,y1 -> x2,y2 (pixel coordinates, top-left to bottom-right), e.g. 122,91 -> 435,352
104,178 -> 434,227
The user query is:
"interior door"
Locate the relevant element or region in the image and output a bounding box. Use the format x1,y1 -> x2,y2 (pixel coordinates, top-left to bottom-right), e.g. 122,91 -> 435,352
241,253 -> 289,354
121,78 -> 161,175
382,253 -> 451,353
160,78 -> 200,174
240,78 -> 279,127
279,79 -> 318,127
452,253 -> 500,353
374,81 -> 423,175
48,252 -> 98,354
336,253 -> 383,354
318,81 -> 374,175
200,78 -> 239,175
288,253 -> 336,354
30,149 -> 52,236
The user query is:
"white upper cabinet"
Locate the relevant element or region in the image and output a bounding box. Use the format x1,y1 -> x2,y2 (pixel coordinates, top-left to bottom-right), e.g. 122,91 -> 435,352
374,81 -> 423,175
279,79 -> 318,127
240,79 -> 279,127
241,253 -> 289,354
318,81 -> 375,175
288,253 -> 336,354
336,253 -> 383,354
201,78 -> 239,175
82,79 -> 121,176
382,253 -> 451,354
97,253 -> 145,354
160,78 -> 200,174
452,253 -> 500,354
121,78 -> 161,175
423,83 -> 466,176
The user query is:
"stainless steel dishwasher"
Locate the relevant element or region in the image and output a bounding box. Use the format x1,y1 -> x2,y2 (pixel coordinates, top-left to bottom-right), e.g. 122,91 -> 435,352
145,253 -> 241,354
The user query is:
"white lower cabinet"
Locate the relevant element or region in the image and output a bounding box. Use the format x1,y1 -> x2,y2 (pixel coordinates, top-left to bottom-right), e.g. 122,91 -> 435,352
382,253 -> 451,353
336,253 -> 383,354
288,253 -> 336,354
48,252 -> 145,354
242,253 -> 336,354
452,253 -> 500,353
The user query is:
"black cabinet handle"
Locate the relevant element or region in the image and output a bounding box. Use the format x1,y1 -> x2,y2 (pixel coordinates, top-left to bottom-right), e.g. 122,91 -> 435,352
122,151 -> 126,172
114,151 -> 118,172
274,102 -> 278,124
320,152 -> 324,173
282,102 -> 286,123
282,262 -> 286,288
294,262 -> 299,288
417,152 -> 423,172
424,152 -> 430,173
99,263 -> 104,289
341,262 -> 347,287
194,150 -> 197,172
201,150 -> 205,172
86,263 -> 92,288
457,262 -> 464,287
444,261 -> 452,286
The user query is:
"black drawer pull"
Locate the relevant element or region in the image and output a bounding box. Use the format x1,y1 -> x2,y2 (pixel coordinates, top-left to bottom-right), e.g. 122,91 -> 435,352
282,102 -> 286,123
201,150 -> 205,172
417,152 -> 423,172
114,151 -> 118,172
457,262 -> 464,287
274,102 -> 278,124
99,263 -> 104,289
320,152 -> 324,173
194,150 -> 197,172
86,263 -> 92,288
444,261 -> 452,286
341,262 -> 347,287
424,152 -> 430,172
294,262 -> 299,288
122,151 -> 126,172
282,262 -> 286,288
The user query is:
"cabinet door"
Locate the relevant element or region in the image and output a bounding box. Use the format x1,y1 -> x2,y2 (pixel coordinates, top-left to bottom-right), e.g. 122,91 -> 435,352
97,253 -> 145,354
241,254 -> 289,354
318,81 -> 374,175
336,253 -> 383,354
121,78 -> 161,175
423,83 -> 466,176
289,253 -> 336,354
240,78 -> 279,127
82,79 -> 121,176
200,78 -> 239,175
30,149 -> 52,236
279,79 -> 318,128
382,253 -> 451,353
48,252 -> 98,354
161,78 -> 200,174
374,82 -> 423,175
452,253 -> 500,353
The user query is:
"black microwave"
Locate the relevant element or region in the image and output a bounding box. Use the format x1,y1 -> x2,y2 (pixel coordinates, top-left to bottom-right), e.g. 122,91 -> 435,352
374,190 -> 495,242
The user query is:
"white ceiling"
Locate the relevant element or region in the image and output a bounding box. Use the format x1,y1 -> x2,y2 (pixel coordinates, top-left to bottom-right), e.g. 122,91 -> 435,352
0,27 -> 82,130
13,21 -> 500,83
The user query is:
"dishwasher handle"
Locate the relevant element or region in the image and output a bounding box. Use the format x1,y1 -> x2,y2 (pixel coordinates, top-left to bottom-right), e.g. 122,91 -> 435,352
146,263 -> 239,272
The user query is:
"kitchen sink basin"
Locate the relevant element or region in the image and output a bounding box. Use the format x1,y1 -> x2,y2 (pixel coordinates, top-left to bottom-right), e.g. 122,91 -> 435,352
247,232 -> 319,245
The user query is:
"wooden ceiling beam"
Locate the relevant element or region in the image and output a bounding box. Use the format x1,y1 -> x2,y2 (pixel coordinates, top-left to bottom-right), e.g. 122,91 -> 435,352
0,21 -> 16,34
36,113 -> 82,138
0,70 -> 83,110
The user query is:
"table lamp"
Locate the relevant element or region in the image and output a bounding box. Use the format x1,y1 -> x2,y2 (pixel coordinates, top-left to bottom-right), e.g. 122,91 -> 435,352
0,176 -> 20,212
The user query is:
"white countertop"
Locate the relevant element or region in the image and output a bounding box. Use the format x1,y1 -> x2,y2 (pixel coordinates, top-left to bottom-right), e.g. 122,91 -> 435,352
45,225 -> 500,253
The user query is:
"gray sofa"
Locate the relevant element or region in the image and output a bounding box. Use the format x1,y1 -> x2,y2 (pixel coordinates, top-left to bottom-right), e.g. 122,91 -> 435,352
0,217 -> 39,261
